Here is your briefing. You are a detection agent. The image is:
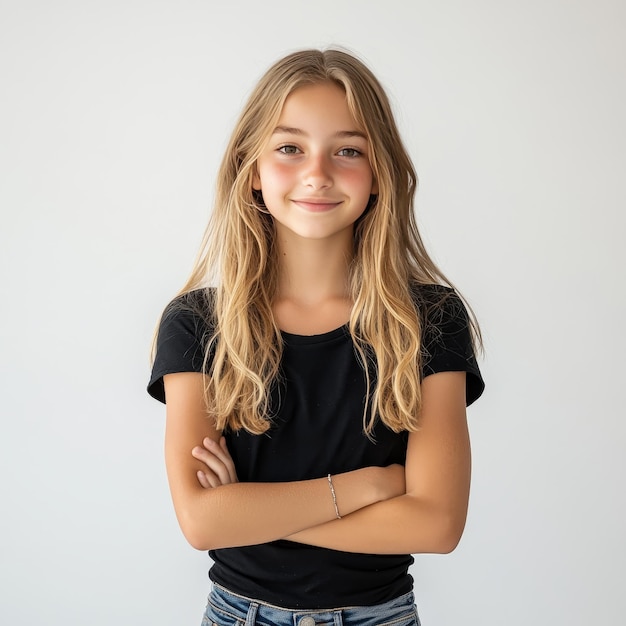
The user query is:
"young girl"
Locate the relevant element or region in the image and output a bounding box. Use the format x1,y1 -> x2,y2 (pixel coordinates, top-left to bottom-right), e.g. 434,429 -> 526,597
148,48 -> 484,626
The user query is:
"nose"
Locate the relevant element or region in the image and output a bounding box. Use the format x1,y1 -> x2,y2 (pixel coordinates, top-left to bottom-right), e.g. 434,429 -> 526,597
302,153 -> 333,190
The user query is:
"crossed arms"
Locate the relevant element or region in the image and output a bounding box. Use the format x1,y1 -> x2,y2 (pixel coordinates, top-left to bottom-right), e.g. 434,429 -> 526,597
162,370 -> 471,555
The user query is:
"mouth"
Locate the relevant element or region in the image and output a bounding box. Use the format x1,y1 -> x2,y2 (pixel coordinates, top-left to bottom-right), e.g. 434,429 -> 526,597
291,199 -> 342,212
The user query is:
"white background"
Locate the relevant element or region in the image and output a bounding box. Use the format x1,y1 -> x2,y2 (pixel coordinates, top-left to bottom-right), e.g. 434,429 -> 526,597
1,1 -> 624,624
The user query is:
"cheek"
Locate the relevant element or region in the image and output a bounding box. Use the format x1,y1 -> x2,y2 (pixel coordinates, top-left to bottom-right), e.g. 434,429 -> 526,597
257,162 -> 294,191
341,167 -> 374,195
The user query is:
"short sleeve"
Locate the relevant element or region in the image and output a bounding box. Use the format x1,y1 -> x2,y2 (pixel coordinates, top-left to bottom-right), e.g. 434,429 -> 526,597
416,285 -> 485,407
147,289 -> 215,404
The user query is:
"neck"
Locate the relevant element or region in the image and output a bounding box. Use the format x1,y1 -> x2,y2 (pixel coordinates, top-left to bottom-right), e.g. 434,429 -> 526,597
274,232 -> 354,305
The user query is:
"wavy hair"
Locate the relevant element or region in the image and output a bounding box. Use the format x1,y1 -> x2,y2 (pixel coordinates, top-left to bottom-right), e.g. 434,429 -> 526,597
165,47 -> 480,435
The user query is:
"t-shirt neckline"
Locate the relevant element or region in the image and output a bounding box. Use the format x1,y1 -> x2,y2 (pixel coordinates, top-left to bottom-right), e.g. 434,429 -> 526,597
280,324 -> 349,345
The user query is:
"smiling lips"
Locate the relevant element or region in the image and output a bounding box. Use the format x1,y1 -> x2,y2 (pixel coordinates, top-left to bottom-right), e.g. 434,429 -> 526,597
291,198 -> 342,212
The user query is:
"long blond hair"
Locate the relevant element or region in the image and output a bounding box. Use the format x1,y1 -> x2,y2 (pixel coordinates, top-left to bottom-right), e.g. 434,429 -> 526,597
162,47 -> 480,435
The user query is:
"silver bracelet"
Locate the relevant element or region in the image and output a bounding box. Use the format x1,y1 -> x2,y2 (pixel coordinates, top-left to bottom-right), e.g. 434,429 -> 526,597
327,474 -> 342,519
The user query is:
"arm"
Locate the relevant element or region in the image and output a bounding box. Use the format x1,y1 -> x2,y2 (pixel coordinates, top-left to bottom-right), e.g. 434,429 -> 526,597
163,371 -> 405,551
285,371 -> 471,554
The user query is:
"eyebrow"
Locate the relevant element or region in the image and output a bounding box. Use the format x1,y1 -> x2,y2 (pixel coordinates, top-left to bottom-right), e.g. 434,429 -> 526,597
272,125 -> 368,140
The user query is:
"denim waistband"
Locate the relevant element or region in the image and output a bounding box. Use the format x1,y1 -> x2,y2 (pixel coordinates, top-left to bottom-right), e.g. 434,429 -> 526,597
203,583 -> 420,626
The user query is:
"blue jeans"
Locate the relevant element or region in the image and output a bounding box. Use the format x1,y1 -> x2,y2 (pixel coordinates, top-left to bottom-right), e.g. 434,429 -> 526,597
202,584 -> 421,626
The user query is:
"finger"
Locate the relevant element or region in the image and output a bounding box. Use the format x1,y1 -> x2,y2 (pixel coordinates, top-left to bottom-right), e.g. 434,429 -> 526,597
202,437 -> 238,484
219,436 -> 239,483
195,463 -> 223,488
192,444 -> 232,486
197,470 -> 211,489
209,436 -> 238,483
205,470 -> 223,488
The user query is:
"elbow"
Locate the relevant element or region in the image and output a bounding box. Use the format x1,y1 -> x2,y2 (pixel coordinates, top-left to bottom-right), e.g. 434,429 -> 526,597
430,512 -> 467,554
174,498 -> 222,551
404,499 -> 467,554
183,525 -> 214,552
173,485 -> 245,551
433,530 -> 463,555
403,493 -> 469,554
177,509 -> 213,551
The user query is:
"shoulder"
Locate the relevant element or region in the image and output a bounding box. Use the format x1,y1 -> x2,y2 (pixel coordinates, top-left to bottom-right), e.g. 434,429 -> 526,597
156,288 -> 216,355
410,282 -> 460,312
148,288 -> 216,403
410,282 -> 485,407
161,288 -> 215,327
410,283 -> 469,340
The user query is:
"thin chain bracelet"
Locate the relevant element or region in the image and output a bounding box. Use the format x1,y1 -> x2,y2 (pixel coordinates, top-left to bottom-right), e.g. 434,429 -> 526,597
327,474 -> 342,519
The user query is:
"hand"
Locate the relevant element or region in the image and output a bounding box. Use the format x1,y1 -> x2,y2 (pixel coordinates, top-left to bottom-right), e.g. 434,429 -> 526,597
191,436 -> 239,488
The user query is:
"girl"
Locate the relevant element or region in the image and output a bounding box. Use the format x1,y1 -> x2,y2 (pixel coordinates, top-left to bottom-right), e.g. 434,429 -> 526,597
149,48 -> 484,626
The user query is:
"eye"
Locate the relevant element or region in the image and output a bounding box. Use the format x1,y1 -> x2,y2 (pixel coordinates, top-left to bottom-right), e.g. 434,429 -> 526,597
277,144 -> 301,155
337,148 -> 362,158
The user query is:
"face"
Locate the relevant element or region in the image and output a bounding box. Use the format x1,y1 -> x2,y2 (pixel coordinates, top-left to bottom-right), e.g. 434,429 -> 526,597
252,81 -> 377,244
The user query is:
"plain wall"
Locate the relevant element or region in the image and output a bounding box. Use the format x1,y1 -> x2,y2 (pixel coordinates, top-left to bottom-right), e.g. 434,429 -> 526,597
1,1 -> 624,624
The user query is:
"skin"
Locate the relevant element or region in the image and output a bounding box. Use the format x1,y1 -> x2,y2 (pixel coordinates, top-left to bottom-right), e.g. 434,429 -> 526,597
253,81 -> 378,333
163,82 -> 471,554
253,81 -> 376,244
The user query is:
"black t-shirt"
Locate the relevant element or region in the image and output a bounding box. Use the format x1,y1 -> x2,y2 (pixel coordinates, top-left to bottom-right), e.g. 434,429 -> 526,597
148,284 -> 484,609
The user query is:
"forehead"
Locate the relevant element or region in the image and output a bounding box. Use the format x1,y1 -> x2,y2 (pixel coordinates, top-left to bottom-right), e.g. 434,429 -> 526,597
275,81 -> 365,134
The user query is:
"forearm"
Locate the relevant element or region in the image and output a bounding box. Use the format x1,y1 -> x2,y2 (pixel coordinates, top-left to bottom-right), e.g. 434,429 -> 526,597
285,492 -> 468,555
173,467 -> 390,551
